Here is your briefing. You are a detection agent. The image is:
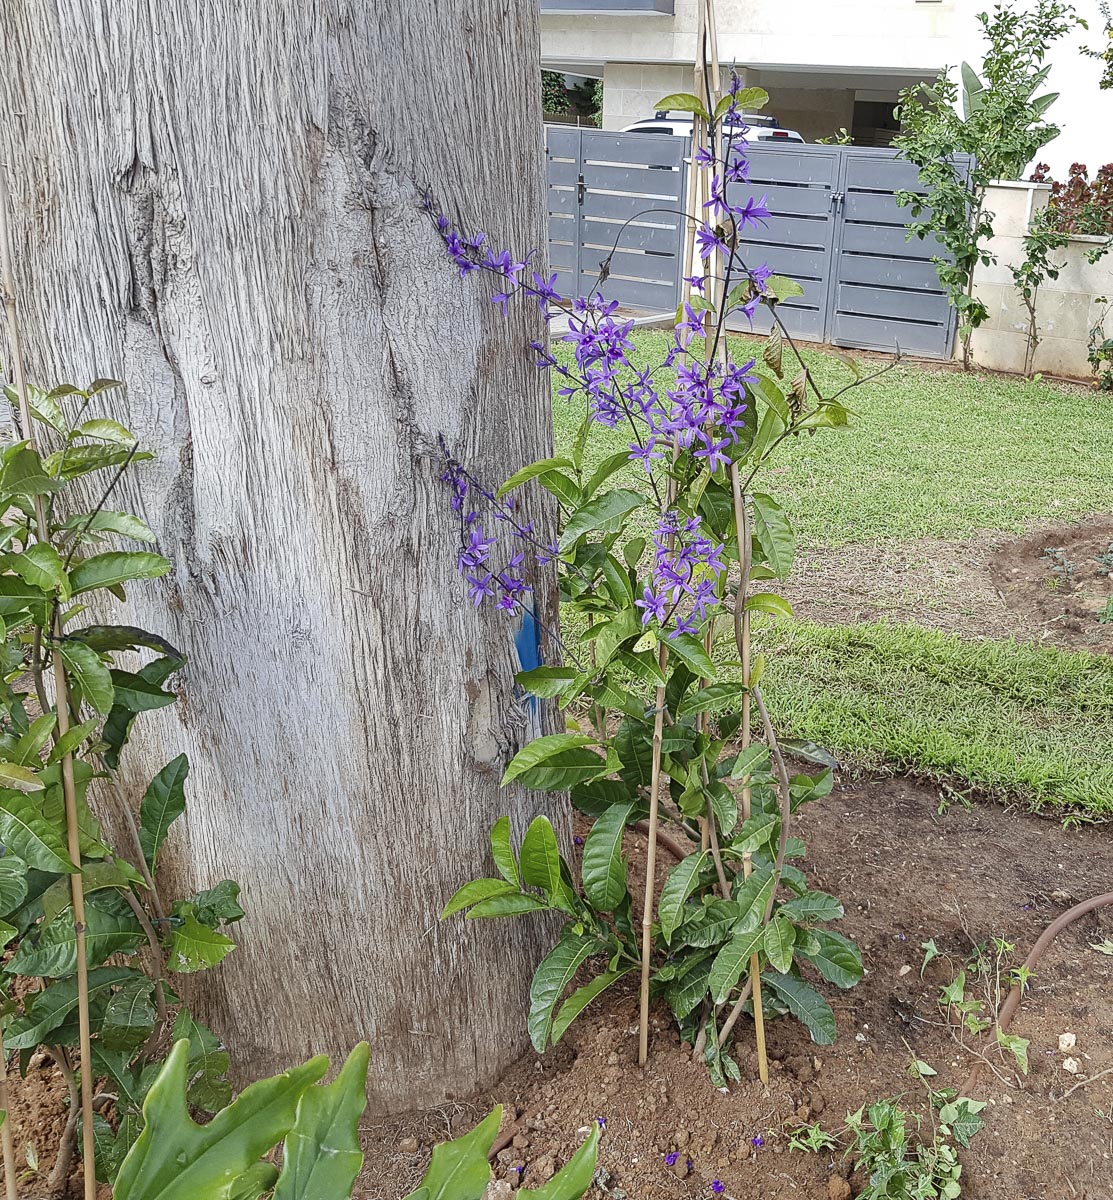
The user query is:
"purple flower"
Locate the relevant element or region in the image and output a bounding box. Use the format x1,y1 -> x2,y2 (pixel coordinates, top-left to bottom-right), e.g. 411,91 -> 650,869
684,273 -> 707,294
751,1134 -> 765,1148
695,223 -> 729,261
665,1151 -> 680,1166
733,195 -> 771,229
636,586 -> 669,625
694,145 -> 715,167
597,1117 -> 607,1128
466,572 -> 497,607
458,526 -> 496,571
574,835 -> 584,846
712,1183 -> 726,1195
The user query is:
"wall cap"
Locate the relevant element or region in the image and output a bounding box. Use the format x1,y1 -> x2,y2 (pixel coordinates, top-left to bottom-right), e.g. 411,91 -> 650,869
985,179 -> 1052,191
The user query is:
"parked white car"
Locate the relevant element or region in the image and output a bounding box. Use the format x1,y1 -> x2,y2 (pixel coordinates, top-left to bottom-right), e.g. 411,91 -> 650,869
621,112 -> 805,144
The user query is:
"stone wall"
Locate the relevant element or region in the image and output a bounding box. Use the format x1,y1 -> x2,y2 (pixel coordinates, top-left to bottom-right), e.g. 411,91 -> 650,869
967,181 -> 1112,380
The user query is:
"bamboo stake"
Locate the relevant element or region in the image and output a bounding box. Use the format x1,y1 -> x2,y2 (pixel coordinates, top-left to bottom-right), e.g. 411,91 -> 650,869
0,1026 -> 19,1200
0,164 -> 96,1200
638,2 -> 715,1063
725,462 -> 769,1082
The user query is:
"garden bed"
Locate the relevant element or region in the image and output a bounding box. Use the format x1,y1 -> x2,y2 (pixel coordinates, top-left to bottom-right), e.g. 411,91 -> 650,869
360,774 -> 1113,1199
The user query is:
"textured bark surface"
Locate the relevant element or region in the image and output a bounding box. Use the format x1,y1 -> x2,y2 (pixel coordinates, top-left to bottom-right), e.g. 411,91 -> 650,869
0,1 -> 562,1112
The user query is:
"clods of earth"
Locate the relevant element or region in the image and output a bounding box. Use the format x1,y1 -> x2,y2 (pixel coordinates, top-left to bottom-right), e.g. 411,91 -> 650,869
360,774 -> 1113,1199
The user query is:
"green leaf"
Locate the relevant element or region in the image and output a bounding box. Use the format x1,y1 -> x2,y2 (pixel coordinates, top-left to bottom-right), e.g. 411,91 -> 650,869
996,1029 -> 1029,1074
273,1043 -> 369,1200
733,813 -> 778,853
763,971 -> 837,1044
746,592 -> 794,621
779,891 -> 844,924
0,575 -> 50,619
730,744 -> 771,780
442,878 -> 518,918
709,926 -> 765,1003
529,931 -> 597,1052
168,914 -> 236,974
75,419 -> 137,445
560,489 -> 644,550
41,859 -> 138,926
56,511 -> 156,543
406,1106 -> 501,1200
581,802 -> 633,911
465,893 -> 548,919
583,451 -> 632,501
0,762 -> 44,793
497,458 -> 575,499
516,666 -> 577,698
101,978 -> 159,1053
939,1098 -> 986,1148
113,1040 -> 329,1200
730,86 -> 770,111
677,682 -> 741,718
4,543 -> 68,596
139,754 -> 189,871
9,888 -> 143,976
538,470 -> 581,509
5,966 -> 140,1050
550,969 -> 635,1046
490,816 -> 519,887
764,275 -> 805,303
799,929 -> 863,989
751,493 -> 795,578
764,914 -> 796,974
13,713 -> 58,766
665,633 -> 716,681
69,552 -> 171,595
658,852 -> 706,943
189,880 -> 245,926
0,792 -> 76,873
502,735 -> 598,786
622,537 -> 646,569
47,718 -> 99,765
653,91 -> 711,120
44,444 -> 152,480
520,1122 -> 600,1199
520,816 -> 567,902
0,854 -> 28,914
70,624 -> 181,658
109,669 -> 178,713
58,639 -> 115,714
172,1009 -> 233,1112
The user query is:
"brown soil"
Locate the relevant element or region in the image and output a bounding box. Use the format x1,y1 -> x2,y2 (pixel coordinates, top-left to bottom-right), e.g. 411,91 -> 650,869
780,515 -> 1113,654
359,775 -> 1113,1200
989,517 -> 1113,654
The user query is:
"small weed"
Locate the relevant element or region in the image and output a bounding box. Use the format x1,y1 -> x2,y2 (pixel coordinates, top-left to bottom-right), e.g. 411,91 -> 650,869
1095,541 -> 1113,576
789,1065 -> 987,1199
1041,546 -> 1076,586
1098,597 -> 1113,626
937,938 -> 1032,1076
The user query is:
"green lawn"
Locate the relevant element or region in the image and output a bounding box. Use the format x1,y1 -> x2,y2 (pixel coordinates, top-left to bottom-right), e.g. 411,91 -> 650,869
550,332 -> 1113,819
551,331 -> 1113,548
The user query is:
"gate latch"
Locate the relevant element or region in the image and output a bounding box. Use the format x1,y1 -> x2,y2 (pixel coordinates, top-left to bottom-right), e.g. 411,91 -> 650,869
578,174 -> 587,205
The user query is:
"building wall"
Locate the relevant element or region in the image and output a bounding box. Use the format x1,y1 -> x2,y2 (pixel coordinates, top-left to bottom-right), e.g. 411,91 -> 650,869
967,181 -> 1112,379
546,0 -> 1113,174
601,61 -> 708,129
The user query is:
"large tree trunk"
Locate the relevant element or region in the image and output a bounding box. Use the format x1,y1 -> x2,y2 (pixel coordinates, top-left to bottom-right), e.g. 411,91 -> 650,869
0,1 -> 562,1111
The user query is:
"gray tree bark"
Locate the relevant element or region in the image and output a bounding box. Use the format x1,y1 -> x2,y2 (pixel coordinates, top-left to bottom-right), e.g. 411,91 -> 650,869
0,1 -> 562,1112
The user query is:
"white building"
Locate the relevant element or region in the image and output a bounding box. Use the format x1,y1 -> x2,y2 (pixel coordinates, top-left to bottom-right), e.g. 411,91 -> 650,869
541,0 -> 1113,175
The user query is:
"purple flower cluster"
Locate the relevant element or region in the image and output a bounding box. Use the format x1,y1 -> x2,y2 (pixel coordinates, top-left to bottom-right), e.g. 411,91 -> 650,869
432,78 -> 776,623
440,449 -> 558,615
636,511 -> 726,638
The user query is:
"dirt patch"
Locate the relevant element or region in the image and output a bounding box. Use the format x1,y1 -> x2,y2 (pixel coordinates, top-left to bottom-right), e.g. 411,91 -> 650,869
359,775 -> 1113,1200
989,516 -> 1113,654
779,515 -> 1113,653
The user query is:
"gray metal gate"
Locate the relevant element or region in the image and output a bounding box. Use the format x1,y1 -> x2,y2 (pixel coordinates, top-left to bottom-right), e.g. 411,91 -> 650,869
545,129 -> 971,360
545,126 -> 689,312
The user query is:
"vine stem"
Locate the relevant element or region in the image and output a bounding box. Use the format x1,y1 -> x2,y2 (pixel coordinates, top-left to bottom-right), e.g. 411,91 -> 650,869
0,164 -> 96,1200
725,462 -> 768,1077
